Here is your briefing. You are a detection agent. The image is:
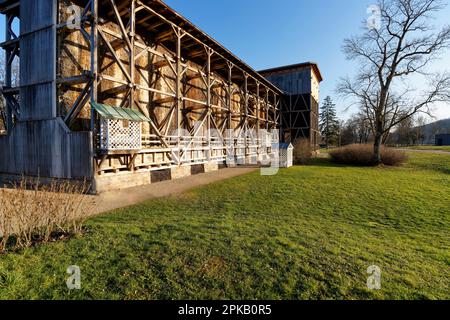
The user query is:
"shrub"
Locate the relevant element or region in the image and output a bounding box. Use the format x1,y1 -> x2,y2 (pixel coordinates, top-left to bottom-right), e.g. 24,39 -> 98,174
293,138 -> 312,165
381,147 -> 409,166
0,178 -> 92,252
329,144 -> 407,166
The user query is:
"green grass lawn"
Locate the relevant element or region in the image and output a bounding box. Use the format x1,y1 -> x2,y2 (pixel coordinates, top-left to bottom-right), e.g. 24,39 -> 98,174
0,153 -> 449,300
403,146 -> 450,152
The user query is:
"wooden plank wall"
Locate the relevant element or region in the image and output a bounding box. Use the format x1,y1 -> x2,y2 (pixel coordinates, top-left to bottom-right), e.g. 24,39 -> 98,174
19,0 -> 56,120
0,118 -> 92,179
264,69 -> 312,96
0,0 -> 94,180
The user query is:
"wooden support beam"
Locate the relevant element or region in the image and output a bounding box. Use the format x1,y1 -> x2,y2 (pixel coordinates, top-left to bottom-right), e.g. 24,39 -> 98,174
206,47 -> 213,161
4,12 -> 13,131
153,96 -> 175,105
227,63 -> 233,143
152,59 -> 170,69
154,29 -> 174,43
98,84 -> 128,98
265,89 -> 269,131
130,0 -> 136,110
65,81 -> 91,127
109,0 -> 132,50
256,81 -> 260,155
57,73 -> 90,86
90,0 -> 99,178
244,73 -> 249,155
0,37 -> 18,49
98,28 -> 132,83
175,27 -> 184,164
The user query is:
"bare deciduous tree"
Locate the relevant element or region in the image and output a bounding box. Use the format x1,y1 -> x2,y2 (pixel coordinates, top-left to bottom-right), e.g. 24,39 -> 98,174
340,112 -> 373,145
413,115 -> 428,144
338,0 -> 450,163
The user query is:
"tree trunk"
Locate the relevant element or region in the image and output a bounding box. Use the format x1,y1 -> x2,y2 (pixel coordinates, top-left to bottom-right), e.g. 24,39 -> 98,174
373,130 -> 383,165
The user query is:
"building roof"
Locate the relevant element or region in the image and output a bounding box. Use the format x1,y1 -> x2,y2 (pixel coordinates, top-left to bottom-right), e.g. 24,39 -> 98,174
65,0 -> 283,95
141,0 -> 283,94
279,143 -> 293,149
92,102 -> 150,122
259,62 -> 323,83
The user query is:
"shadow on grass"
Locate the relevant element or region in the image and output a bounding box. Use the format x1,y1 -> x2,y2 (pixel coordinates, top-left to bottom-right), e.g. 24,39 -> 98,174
299,157 -> 366,168
407,162 -> 450,175
301,155 -> 449,174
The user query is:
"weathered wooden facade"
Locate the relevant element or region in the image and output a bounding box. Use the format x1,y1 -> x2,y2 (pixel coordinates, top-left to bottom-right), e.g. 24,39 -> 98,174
259,62 -> 323,146
0,0 -> 283,192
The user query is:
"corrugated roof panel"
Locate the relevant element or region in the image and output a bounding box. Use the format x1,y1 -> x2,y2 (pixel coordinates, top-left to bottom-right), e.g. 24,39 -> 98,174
91,102 -> 149,122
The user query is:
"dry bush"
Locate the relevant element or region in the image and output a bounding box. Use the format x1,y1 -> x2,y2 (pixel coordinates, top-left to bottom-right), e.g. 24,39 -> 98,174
293,138 -> 313,165
329,144 -> 407,166
0,178 -> 92,252
380,147 -> 409,166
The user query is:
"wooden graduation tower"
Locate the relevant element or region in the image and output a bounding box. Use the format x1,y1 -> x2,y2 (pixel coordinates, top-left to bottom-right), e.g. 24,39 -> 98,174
0,0 -> 282,192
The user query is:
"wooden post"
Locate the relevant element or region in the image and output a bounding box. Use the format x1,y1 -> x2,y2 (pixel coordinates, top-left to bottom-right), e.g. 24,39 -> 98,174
227,63 -> 233,150
256,81 -> 260,158
90,0 -> 98,177
273,93 -> 277,131
175,27 -> 182,165
265,88 -> 269,131
206,48 -> 212,161
4,14 -> 12,131
130,0 -> 136,109
243,73 -> 248,156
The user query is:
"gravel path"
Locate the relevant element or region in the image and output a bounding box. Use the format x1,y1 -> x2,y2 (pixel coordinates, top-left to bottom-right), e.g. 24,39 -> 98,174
92,167 -> 258,215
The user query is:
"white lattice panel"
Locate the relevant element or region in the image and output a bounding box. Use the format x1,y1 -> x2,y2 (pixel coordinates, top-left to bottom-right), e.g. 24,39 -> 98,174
279,147 -> 293,168
100,118 -> 142,151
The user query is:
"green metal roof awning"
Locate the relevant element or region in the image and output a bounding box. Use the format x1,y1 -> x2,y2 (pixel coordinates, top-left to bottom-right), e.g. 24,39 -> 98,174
91,102 -> 150,122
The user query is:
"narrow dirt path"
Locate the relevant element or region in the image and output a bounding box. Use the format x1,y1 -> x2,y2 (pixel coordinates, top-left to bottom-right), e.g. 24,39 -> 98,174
91,167 -> 258,215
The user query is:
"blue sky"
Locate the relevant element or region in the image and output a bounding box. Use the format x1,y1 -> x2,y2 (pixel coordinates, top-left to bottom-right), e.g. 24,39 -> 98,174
163,0 -> 450,121
1,0 -> 449,120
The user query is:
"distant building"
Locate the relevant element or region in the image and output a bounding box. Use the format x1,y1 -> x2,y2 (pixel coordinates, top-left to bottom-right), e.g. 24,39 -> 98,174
435,134 -> 450,146
260,62 -> 323,147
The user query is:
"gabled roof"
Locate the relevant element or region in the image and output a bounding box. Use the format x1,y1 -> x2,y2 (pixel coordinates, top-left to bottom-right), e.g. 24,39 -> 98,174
279,143 -> 293,149
259,62 -> 323,83
69,0 -> 283,95
143,0 -> 283,94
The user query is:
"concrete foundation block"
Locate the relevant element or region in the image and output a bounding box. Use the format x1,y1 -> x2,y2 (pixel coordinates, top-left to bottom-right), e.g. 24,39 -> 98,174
171,166 -> 191,180
94,171 -> 150,193
245,155 -> 258,165
236,156 -> 246,165
204,162 -> 219,173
